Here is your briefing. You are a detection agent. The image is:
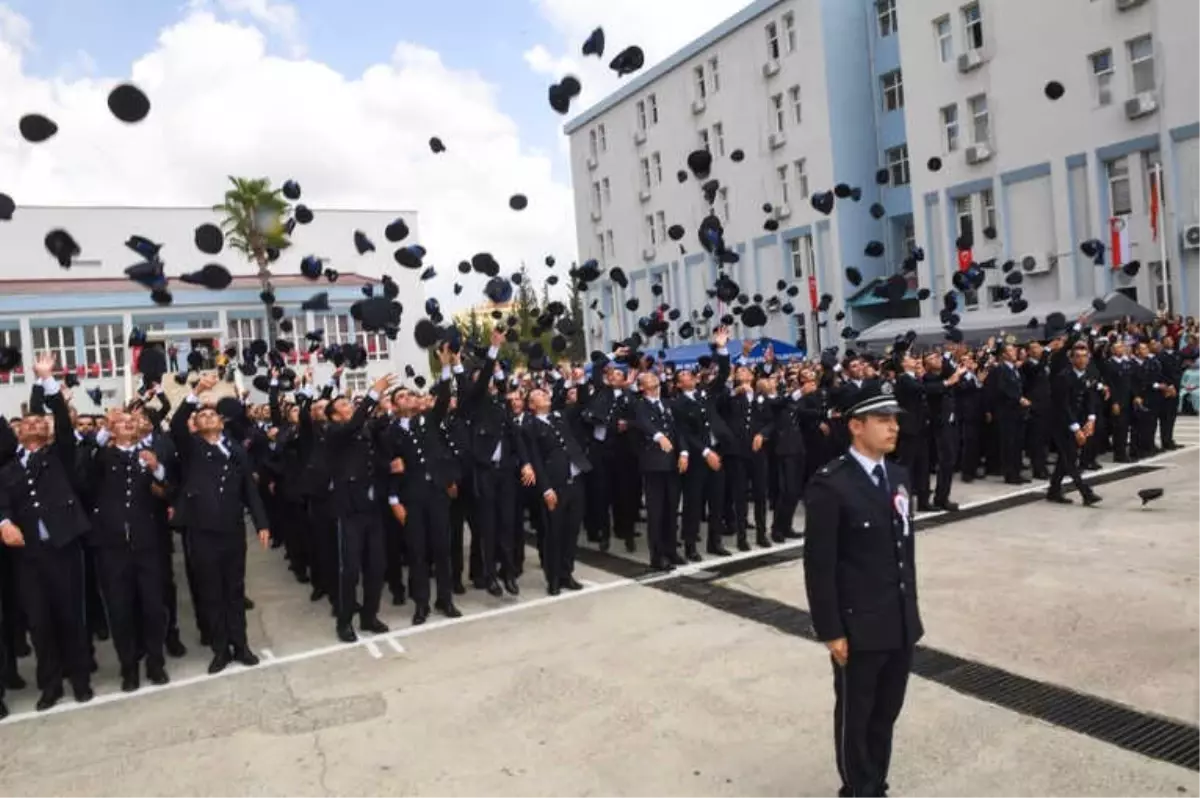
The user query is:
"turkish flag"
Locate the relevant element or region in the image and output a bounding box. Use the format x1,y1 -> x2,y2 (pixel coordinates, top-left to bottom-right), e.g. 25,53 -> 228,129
808,275 -> 818,309
957,249 -> 973,272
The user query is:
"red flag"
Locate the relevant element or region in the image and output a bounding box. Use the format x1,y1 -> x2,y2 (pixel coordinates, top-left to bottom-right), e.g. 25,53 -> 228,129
957,248 -> 973,272
1150,167 -> 1160,242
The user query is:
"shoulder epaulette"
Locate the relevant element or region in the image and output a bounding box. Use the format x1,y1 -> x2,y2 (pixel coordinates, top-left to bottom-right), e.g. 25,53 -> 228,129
817,454 -> 850,477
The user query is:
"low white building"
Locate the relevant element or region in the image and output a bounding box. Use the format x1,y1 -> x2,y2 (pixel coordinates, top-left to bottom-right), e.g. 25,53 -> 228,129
0,205 -> 425,416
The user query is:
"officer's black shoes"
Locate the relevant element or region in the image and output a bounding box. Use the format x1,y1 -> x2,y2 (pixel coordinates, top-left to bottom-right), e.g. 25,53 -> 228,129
1082,492 -> 1103,507
360,617 -> 389,635
412,605 -> 430,625
485,579 -> 504,598
931,501 -> 960,512
562,576 -> 584,591
546,584 -> 561,596
1046,492 -> 1074,504
35,685 -> 63,711
207,651 -> 231,674
309,586 -> 326,603
503,578 -> 520,596
94,626 -> 110,642
146,665 -> 170,686
451,581 -> 466,596
598,538 -> 610,553
2,670 -> 25,690
336,623 -> 358,643
471,578 -> 488,591
668,550 -> 686,566
165,631 -> 187,659
623,538 -> 636,553
736,537 -> 751,553
0,699 -> 8,720
649,559 -> 673,573
293,569 -> 310,585
684,546 -> 702,562
88,656 -> 99,674
756,534 -> 772,549
242,596 -> 255,610
120,667 -> 140,693
784,529 -> 804,540
72,683 -> 94,704
232,648 -> 260,667
436,601 -> 462,619
708,543 -> 732,557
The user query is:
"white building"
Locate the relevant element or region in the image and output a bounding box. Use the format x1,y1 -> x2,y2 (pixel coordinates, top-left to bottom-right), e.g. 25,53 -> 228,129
566,0 -> 909,357
0,205 -> 425,416
897,0 -> 1199,332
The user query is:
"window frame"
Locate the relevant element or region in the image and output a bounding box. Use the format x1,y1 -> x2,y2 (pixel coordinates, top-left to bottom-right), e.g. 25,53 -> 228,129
766,21 -> 780,60
881,70 -> 904,112
789,84 -> 802,124
961,2 -> 983,51
941,103 -> 960,152
794,157 -> 809,199
770,93 -> 785,134
783,12 -> 796,53
777,164 -> 790,206
708,56 -> 721,94
1089,49 -> 1113,107
877,0 -> 898,37
968,93 -> 989,144
694,64 -> 707,100
1107,156 -> 1132,216
1127,35 -> 1155,94
886,144 -> 911,186
82,322 -> 126,378
934,16 -> 953,63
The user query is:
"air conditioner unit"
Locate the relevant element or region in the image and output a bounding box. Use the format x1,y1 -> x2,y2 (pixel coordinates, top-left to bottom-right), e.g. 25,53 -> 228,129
762,60 -> 781,78
590,208 -> 602,222
633,129 -> 647,145
1125,91 -> 1158,119
642,246 -> 656,261
1020,253 -> 1054,275
768,131 -> 787,150
691,98 -> 706,115
586,155 -> 598,170
638,188 -> 652,203
1182,224 -> 1200,250
1115,0 -> 1148,10
774,204 -> 792,220
957,49 -> 986,73
965,143 -> 993,164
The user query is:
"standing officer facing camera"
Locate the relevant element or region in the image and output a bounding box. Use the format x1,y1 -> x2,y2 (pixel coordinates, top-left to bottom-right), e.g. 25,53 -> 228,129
804,381 -> 922,798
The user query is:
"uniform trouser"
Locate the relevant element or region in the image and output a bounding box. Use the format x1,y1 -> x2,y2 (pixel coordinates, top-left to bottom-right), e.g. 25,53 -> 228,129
1048,429 -> 1090,497
1133,404 -> 1158,455
179,529 -> 205,638
187,530 -> 248,655
543,480 -> 583,588
726,454 -> 766,542
611,452 -> 641,542
1109,406 -> 1130,460
83,543 -> 108,638
472,465 -> 517,583
932,425 -> 958,505
642,471 -> 680,564
17,540 -> 91,692
279,498 -> 310,578
98,544 -> 165,672
403,488 -> 452,608
307,497 -> 337,599
772,453 -> 805,537
0,547 -> 27,678
584,447 -> 611,543
999,412 -> 1024,481
384,504 -> 407,600
1159,400 -> 1178,447
517,485 -> 544,568
959,419 -> 982,479
335,511 -> 385,626
831,646 -> 913,798
681,458 -> 725,547
1026,411 -> 1049,477
448,489 -> 468,586
895,434 -> 929,505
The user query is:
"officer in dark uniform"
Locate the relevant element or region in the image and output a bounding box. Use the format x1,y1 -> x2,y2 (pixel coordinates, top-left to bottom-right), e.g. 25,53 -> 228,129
804,381 -> 921,798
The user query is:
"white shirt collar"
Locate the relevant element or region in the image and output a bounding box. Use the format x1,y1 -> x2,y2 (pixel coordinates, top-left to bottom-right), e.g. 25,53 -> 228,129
846,445 -> 886,481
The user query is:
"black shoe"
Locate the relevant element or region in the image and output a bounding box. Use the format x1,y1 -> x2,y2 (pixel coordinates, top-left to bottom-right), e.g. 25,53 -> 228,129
452,581 -> 466,596
360,617 -> 389,635
598,538 -> 610,553
35,685 -> 63,711
242,596 -> 255,610
736,537 -> 751,552
471,578 -> 488,591
503,578 -> 520,596
336,623 -> 358,643
94,626 -> 110,642
412,605 -> 430,626
232,647 -> 260,667
684,546 -> 703,563
708,544 -> 732,557
199,631 -> 211,648
73,683 -> 94,704
436,601 -> 462,619
756,534 -> 772,548
165,631 -> 187,659
0,699 -> 8,721
783,530 -> 804,540
391,589 -> 407,606
1082,492 -> 1103,507
121,668 -> 140,693
485,579 -> 504,598
293,570 -> 311,585
562,576 -> 584,591
146,665 -> 169,686
309,587 -> 326,603
1046,492 -> 1074,504
931,501 -> 960,512
2,671 -> 25,690
1083,462 -> 1102,471
624,537 -> 636,553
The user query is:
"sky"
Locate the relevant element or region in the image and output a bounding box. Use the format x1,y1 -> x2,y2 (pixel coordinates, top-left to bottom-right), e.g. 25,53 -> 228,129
0,0 -> 748,309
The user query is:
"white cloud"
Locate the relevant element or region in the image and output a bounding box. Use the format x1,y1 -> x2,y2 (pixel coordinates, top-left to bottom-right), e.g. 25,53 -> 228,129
0,4 -> 577,310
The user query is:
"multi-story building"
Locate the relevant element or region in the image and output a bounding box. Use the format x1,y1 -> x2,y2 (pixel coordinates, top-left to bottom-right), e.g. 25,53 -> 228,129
566,0 -> 1199,353
0,205 -> 425,416
566,0 -> 915,356
898,0 -> 1198,335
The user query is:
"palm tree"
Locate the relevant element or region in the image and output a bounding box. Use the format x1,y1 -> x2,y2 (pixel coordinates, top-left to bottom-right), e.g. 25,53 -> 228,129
213,176 -> 293,345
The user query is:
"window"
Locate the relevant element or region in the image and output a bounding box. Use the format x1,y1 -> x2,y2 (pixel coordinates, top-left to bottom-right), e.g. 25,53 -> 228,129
783,12 -> 796,53
645,214 -> 657,246
777,164 -> 790,205
588,129 -> 598,159
940,104 -> 959,152
956,196 -> 974,241
766,21 -> 780,60
1128,35 -> 1155,94
0,329 -> 23,385
356,325 -> 390,362
968,93 -> 989,143
650,152 -> 662,184
708,56 -> 721,93
1107,156 -> 1132,216
694,64 -> 707,100
699,128 -> 711,152
640,157 -> 651,190
605,230 -> 614,256
902,220 -> 916,256
655,211 -> 667,244
980,188 -> 996,231
962,2 -> 983,50
226,318 -> 265,356
598,124 -> 607,152
770,93 -> 785,133
794,158 -> 809,199
344,372 -> 369,394
718,187 -> 730,221
789,84 -> 802,124
881,70 -> 904,112
83,323 -> 125,378
789,236 -> 814,279
1090,49 -> 1113,107
712,122 -> 725,157
601,177 -> 611,204
648,94 -> 658,125
314,314 -> 352,356
886,144 -> 910,186
987,286 -> 1008,306
32,326 -> 77,375
934,16 -> 953,62
591,181 -> 601,211
636,100 -> 647,131
877,0 -> 898,37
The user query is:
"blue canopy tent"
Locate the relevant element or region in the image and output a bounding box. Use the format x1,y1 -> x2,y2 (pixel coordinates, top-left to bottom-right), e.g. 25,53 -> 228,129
657,337 -> 806,369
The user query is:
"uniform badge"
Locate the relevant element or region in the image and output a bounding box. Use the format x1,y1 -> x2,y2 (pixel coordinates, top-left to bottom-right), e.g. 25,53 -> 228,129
892,484 -> 911,537
881,382 -> 894,395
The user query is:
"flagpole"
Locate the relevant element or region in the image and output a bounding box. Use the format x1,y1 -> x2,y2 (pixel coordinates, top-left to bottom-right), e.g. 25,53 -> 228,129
1156,162 -> 1172,314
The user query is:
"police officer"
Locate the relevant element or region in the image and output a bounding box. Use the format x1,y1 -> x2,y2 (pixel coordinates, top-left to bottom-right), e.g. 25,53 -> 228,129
804,381 -> 921,798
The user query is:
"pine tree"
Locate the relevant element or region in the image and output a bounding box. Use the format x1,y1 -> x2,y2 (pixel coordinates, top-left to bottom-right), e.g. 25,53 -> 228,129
567,278 -> 587,362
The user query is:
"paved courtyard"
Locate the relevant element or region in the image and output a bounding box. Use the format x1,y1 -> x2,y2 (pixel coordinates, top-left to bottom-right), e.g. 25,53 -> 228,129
0,420 -> 1197,796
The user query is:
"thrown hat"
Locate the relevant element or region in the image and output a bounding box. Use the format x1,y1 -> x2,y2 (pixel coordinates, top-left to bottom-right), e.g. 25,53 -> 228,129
609,45 -> 644,77
19,113 -> 58,143
45,229 -> 81,267
609,267 -> 628,289
294,204 -> 313,225
811,191 -> 834,215
875,168 -> 890,185
180,263 -> 233,290
429,136 -> 446,154
1137,488 -> 1163,506
384,218 -> 410,243
509,194 -> 528,211
864,241 -> 884,258
194,223 -> 224,255
1044,81 -> 1065,101
301,292 -> 331,311
107,83 -> 151,123
394,247 -> 423,269
485,276 -> 514,304
0,192 -> 13,221
354,230 -> 376,255
845,266 -> 863,286
869,202 -> 886,219
687,149 -> 713,179
927,156 -> 943,172
282,180 -> 302,200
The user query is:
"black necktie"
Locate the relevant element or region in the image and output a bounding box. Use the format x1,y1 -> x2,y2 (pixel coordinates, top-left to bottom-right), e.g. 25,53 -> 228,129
872,464 -> 890,499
